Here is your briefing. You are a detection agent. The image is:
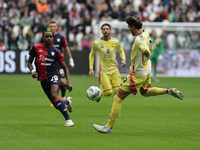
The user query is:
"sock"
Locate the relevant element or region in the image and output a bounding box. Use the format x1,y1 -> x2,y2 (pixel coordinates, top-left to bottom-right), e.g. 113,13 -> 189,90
107,95 -> 122,128
143,87 -> 168,96
154,67 -> 157,78
113,86 -> 119,95
60,84 -> 67,98
62,99 -> 69,105
54,99 -> 70,120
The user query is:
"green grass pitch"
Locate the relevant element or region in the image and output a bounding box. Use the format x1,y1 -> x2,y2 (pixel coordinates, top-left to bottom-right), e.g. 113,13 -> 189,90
0,74 -> 199,150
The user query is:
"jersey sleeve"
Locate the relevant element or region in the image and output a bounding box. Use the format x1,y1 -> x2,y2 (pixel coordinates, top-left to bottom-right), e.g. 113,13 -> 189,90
29,45 -> 36,57
116,39 -> 126,60
89,42 -> 97,70
136,37 -> 150,52
57,50 -> 64,62
62,37 -> 68,47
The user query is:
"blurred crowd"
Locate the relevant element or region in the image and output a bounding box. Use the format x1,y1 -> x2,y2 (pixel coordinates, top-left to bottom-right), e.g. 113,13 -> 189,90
0,0 -> 200,51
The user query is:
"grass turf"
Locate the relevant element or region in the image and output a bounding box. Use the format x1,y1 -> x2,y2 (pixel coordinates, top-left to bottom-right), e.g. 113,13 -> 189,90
0,74 -> 199,150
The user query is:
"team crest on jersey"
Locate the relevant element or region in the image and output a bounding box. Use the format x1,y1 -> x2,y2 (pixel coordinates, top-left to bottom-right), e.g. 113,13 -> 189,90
57,38 -> 60,42
51,52 -> 55,56
39,49 -> 43,52
107,49 -> 110,53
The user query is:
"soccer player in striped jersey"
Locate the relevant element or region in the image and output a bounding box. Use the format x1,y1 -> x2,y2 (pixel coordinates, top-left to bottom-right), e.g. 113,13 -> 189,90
89,23 -> 126,97
27,31 -> 74,127
93,16 -> 183,133
46,21 -> 75,107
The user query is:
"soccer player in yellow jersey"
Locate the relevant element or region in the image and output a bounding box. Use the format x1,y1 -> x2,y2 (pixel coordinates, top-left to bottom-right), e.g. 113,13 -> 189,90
93,16 -> 183,133
89,23 -> 126,97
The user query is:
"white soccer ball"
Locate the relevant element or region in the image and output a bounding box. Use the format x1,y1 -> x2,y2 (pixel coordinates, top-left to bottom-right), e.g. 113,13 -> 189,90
86,86 -> 101,102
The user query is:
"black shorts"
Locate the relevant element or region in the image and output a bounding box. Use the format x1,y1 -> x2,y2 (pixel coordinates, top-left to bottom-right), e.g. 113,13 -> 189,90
40,75 -> 61,100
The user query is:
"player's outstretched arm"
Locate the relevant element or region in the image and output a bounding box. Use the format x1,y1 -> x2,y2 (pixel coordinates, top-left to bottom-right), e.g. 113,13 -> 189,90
64,46 -> 74,69
27,56 -> 38,78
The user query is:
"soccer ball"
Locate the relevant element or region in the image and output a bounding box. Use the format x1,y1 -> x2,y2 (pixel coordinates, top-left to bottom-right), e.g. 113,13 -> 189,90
86,86 -> 101,102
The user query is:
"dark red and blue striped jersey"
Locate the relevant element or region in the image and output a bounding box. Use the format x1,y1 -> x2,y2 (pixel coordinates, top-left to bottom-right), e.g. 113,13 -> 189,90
52,33 -> 68,52
29,43 -> 64,81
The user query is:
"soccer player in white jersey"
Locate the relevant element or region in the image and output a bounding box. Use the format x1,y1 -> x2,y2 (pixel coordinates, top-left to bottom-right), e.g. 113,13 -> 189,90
89,23 -> 126,97
93,16 -> 183,133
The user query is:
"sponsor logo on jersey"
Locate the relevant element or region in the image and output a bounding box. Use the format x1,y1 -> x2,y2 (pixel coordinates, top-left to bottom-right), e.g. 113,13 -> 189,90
39,55 -> 45,61
39,50 -> 43,52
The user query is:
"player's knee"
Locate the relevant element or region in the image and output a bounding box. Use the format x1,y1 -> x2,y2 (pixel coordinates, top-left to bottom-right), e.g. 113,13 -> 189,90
102,89 -> 113,96
140,88 -> 148,96
60,79 -> 66,86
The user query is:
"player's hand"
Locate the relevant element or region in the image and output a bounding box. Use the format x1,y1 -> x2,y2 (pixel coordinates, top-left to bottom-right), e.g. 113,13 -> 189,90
69,58 -> 75,69
158,55 -> 163,61
32,72 -> 38,78
89,69 -> 94,77
66,83 -> 72,92
121,60 -> 126,67
144,50 -> 150,57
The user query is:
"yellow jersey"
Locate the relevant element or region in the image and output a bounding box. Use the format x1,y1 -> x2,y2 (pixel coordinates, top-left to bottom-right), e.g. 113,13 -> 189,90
130,30 -> 153,77
89,37 -> 126,74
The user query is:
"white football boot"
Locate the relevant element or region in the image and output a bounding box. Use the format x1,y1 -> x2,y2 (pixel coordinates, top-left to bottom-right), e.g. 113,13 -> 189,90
93,124 -> 112,133
168,88 -> 183,100
66,97 -> 73,112
64,119 -> 74,127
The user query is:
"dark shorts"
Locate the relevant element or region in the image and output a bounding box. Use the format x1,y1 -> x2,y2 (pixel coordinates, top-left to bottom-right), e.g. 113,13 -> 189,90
40,75 -> 61,100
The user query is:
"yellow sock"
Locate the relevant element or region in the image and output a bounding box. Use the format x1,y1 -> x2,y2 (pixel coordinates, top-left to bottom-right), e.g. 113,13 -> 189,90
107,95 -> 122,128
113,86 -> 119,95
143,87 -> 167,96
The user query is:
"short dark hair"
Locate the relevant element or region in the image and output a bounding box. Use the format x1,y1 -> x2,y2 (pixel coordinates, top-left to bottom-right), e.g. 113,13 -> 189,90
101,23 -> 111,30
126,16 -> 142,29
49,21 -> 57,24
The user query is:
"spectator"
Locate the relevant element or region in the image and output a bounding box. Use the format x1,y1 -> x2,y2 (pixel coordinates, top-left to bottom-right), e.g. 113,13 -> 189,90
119,7 -> 127,21
68,0 -> 81,12
6,0 -> 16,11
0,39 -> 6,51
20,12 -> 32,28
52,13 -> 63,25
59,0 -> 67,13
8,6 -> 20,18
86,0 -> 95,14
111,7 -> 119,20
130,6 -> 138,17
17,0 -> 27,17
62,8 -> 69,19
187,7 -> 197,22
160,8 -> 169,21
17,37 -> 29,50
10,13 -> 20,26
0,0 -> 8,9
37,0 -> 49,14
28,0 -> 37,14
83,14 -> 92,26
153,12 -> 163,22
81,35 -> 91,50
101,11 -> 112,21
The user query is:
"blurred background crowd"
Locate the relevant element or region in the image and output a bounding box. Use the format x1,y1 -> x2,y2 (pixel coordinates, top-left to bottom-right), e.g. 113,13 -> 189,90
0,0 -> 200,51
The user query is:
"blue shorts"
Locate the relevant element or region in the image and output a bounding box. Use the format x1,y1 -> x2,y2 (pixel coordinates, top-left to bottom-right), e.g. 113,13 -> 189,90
40,75 -> 61,100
